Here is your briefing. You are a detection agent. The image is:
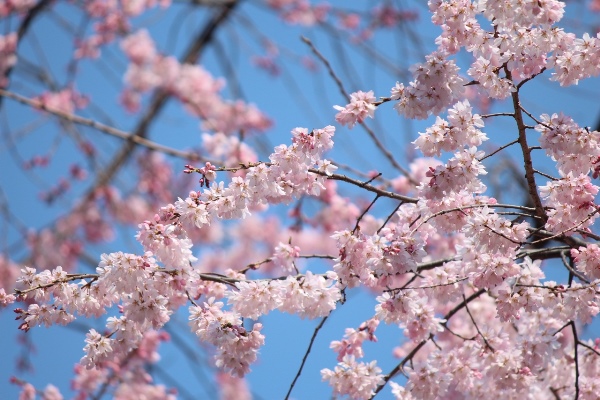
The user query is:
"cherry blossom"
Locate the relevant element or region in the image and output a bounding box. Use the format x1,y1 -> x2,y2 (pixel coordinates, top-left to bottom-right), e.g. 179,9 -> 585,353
271,241 -> 300,272
334,90 -> 377,128
536,112 -> 600,176
414,100 -> 487,157
330,318 -> 379,361
539,173 -> 599,234
391,51 -> 466,119
572,243 -> 600,280
321,355 -> 384,400
188,298 -> 264,377
5,1 -> 600,399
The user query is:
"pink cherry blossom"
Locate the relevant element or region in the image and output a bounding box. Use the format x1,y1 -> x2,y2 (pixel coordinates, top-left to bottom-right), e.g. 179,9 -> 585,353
321,355 -> 384,400
572,244 -> 600,280
334,90 -> 377,128
6,1 -> 600,399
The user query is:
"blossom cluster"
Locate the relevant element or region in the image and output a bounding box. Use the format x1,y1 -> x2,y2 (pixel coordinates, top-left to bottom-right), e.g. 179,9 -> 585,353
74,0 -> 171,58
414,100 -> 487,157
376,289 -> 445,342
321,355 -> 384,400
539,173 -> 600,234
419,147 -> 487,203
271,241 -> 301,272
551,32 -> 600,86
120,29 -> 271,134
334,90 -> 376,128
227,272 -> 341,319
571,243 -> 600,280
189,298 -> 264,377
163,126 -> 336,246
329,318 -> 379,361
331,211 -> 428,290
391,51 -> 465,119
536,113 -> 600,176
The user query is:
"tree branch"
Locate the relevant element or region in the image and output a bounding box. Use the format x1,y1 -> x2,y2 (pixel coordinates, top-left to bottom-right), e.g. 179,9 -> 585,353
284,316 -> 329,400
84,1 -> 239,200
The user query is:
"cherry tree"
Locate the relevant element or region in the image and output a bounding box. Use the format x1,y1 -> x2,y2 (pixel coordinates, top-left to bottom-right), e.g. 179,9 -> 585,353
2,0 -> 600,399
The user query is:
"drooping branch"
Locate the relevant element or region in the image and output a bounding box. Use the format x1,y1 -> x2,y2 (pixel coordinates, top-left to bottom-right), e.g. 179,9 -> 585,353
85,1 -> 240,200
0,89 -> 209,162
0,0 -> 53,110
301,36 -> 414,182
284,316 -> 329,400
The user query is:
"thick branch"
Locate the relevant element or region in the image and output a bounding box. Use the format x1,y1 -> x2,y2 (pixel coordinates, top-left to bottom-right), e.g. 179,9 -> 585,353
507,70 -> 546,220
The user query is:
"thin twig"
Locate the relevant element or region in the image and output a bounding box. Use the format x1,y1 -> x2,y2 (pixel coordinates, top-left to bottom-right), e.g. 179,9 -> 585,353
570,321 -> 580,400
533,168 -> 558,181
528,209 -> 599,246
480,112 -> 514,118
552,321 -> 572,336
301,36 -> 350,100
0,89 -> 206,161
310,169 -> 417,203
377,201 -> 403,234
185,290 -> 200,307
300,36 -> 415,182
216,162 -> 418,202
578,340 -> 600,357
370,338 -> 430,398
516,67 -> 546,89
559,251 -> 590,284
514,283 -> 599,292
479,139 -> 519,161
462,294 -> 495,351
519,104 -> 548,128
353,195 -> 380,233
515,246 -> 569,262
14,273 -> 98,296
411,202 -> 537,235
386,277 -> 468,292
284,316 -> 328,400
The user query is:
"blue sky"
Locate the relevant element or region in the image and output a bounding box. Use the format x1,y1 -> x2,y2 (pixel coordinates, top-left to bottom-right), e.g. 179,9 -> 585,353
2,1 -> 600,399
